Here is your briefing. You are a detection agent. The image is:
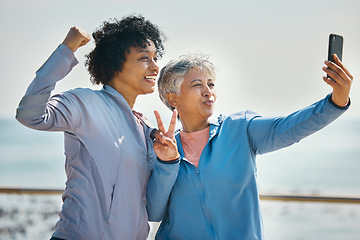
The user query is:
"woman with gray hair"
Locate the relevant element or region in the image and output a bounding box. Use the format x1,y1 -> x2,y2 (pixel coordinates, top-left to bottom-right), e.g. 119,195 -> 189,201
152,53 -> 353,239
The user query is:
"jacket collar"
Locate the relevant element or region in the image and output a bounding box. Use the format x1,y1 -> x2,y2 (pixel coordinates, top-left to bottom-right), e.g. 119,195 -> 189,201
102,85 -> 131,109
209,114 -> 225,141
102,84 -> 154,130
175,114 -> 225,146
175,114 -> 225,162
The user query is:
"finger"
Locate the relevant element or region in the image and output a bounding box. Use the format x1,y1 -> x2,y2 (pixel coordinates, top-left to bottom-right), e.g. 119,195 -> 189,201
322,66 -> 337,83
154,129 -> 162,140
160,137 -> 180,158
153,140 -> 162,150
327,57 -> 350,82
80,35 -> 91,46
333,54 -> 354,80
154,130 -> 166,144
154,110 -> 166,133
324,61 -> 347,84
79,29 -> 91,43
323,75 -> 337,87
162,136 -> 176,147
63,27 -> 90,52
167,109 -> 178,134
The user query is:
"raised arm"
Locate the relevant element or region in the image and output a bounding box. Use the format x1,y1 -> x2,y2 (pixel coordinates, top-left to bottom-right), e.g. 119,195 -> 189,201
16,27 -> 90,131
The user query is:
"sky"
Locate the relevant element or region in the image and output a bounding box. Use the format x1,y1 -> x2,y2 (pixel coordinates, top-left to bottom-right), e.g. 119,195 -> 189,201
1,0 -> 359,126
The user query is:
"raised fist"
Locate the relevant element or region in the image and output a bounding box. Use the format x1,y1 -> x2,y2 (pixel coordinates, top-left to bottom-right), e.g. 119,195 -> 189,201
62,27 -> 91,52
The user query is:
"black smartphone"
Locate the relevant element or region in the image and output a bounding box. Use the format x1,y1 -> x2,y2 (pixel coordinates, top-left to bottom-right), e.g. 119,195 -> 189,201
327,34 -> 343,80
328,34 -> 343,62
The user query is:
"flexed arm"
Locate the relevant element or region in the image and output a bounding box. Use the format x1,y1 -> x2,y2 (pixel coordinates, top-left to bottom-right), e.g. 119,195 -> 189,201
16,27 -> 90,131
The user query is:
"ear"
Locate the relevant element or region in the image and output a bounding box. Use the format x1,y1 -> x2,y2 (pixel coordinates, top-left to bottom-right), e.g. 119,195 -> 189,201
166,92 -> 178,109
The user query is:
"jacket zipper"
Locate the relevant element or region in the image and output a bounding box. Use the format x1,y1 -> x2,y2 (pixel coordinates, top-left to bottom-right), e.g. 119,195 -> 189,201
195,166 -> 216,240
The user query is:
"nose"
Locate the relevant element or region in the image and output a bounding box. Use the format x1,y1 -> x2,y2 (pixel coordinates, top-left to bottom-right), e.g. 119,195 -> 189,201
150,59 -> 159,74
202,85 -> 212,97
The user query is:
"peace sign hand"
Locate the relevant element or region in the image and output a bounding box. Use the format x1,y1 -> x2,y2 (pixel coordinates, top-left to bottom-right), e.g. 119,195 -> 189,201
153,110 -> 180,161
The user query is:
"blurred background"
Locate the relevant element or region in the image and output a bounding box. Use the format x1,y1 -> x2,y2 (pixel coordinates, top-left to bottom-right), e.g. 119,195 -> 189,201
0,0 -> 359,239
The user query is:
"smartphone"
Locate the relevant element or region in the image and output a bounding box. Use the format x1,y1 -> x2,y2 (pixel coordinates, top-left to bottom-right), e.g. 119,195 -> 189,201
327,34 -> 343,80
328,34 -> 343,62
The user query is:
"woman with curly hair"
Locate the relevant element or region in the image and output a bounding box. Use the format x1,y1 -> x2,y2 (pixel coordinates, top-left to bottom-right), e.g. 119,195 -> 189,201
16,15 -> 179,240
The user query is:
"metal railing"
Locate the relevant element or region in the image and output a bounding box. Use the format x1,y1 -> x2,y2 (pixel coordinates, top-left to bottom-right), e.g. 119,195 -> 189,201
0,187 -> 63,195
259,194 -> 360,204
1,187 -> 360,204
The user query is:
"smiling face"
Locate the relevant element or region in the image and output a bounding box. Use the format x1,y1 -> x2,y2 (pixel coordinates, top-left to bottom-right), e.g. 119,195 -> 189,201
109,40 -> 159,107
168,67 -> 217,132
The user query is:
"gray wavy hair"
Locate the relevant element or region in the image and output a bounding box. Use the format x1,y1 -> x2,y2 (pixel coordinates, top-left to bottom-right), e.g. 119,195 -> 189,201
157,53 -> 216,110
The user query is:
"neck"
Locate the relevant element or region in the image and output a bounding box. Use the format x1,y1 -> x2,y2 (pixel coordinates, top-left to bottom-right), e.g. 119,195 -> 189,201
181,117 -> 210,133
108,82 -> 137,109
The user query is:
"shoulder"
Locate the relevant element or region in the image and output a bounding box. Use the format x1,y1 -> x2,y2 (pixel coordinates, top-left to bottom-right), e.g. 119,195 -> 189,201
213,110 -> 261,126
67,87 -> 99,95
51,88 -> 107,106
60,88 -> 104,99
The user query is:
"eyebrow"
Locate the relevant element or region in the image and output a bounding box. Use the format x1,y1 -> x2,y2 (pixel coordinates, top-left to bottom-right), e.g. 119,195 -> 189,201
137,49 -> 150,53
191,78 -> 214,83
137,48 -> 157,54
191,79 -> 202,83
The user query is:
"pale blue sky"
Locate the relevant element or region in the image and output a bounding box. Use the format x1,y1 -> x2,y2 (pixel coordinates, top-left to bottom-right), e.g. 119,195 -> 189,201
1,0 -> 359,124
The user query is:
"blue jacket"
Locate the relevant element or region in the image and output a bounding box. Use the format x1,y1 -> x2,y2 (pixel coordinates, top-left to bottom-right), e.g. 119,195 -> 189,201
16,44 -> 178,240
155,95 -> 348,240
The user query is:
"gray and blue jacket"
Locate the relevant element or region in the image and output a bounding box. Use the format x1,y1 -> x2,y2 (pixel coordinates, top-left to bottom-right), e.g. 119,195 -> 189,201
155,94 -> 349,240
16,44 -> 179,240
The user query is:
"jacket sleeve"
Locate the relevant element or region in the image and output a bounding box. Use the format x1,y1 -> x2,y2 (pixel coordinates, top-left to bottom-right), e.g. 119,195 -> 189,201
146,152 -> 180,222
15,44 -> 79,132
247,94 -> 350,155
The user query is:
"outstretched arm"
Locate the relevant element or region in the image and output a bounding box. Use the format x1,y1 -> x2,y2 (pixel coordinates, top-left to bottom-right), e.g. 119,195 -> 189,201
248,56 -> 353,155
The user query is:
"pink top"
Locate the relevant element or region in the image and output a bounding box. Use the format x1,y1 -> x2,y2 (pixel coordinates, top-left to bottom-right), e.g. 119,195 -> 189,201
179,127 -> 210,167
133,110 -> 146,149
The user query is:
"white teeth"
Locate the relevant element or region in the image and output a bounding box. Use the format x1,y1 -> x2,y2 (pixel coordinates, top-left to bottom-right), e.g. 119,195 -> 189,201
145,76 -> 156,81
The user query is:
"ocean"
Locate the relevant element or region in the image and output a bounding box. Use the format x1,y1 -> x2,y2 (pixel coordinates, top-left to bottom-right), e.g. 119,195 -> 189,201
1,117 -> 360,239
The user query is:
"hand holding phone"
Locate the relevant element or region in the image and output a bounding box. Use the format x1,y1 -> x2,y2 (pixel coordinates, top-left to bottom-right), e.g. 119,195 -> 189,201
324,33 -> 352,107
327,34 -> 343,80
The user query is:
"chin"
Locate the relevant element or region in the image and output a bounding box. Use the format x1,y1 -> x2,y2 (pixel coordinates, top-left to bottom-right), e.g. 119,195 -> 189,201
202,111 -> 214,119
140,88 -> 155,95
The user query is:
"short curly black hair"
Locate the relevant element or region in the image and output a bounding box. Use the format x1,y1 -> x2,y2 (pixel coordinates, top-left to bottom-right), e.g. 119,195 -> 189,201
85,14 -> 166,85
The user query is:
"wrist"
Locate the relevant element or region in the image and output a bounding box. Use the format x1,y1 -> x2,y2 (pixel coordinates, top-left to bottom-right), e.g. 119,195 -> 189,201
328,93 -> 351,109
62,41 -> 77,53
157,157 -> 180,164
